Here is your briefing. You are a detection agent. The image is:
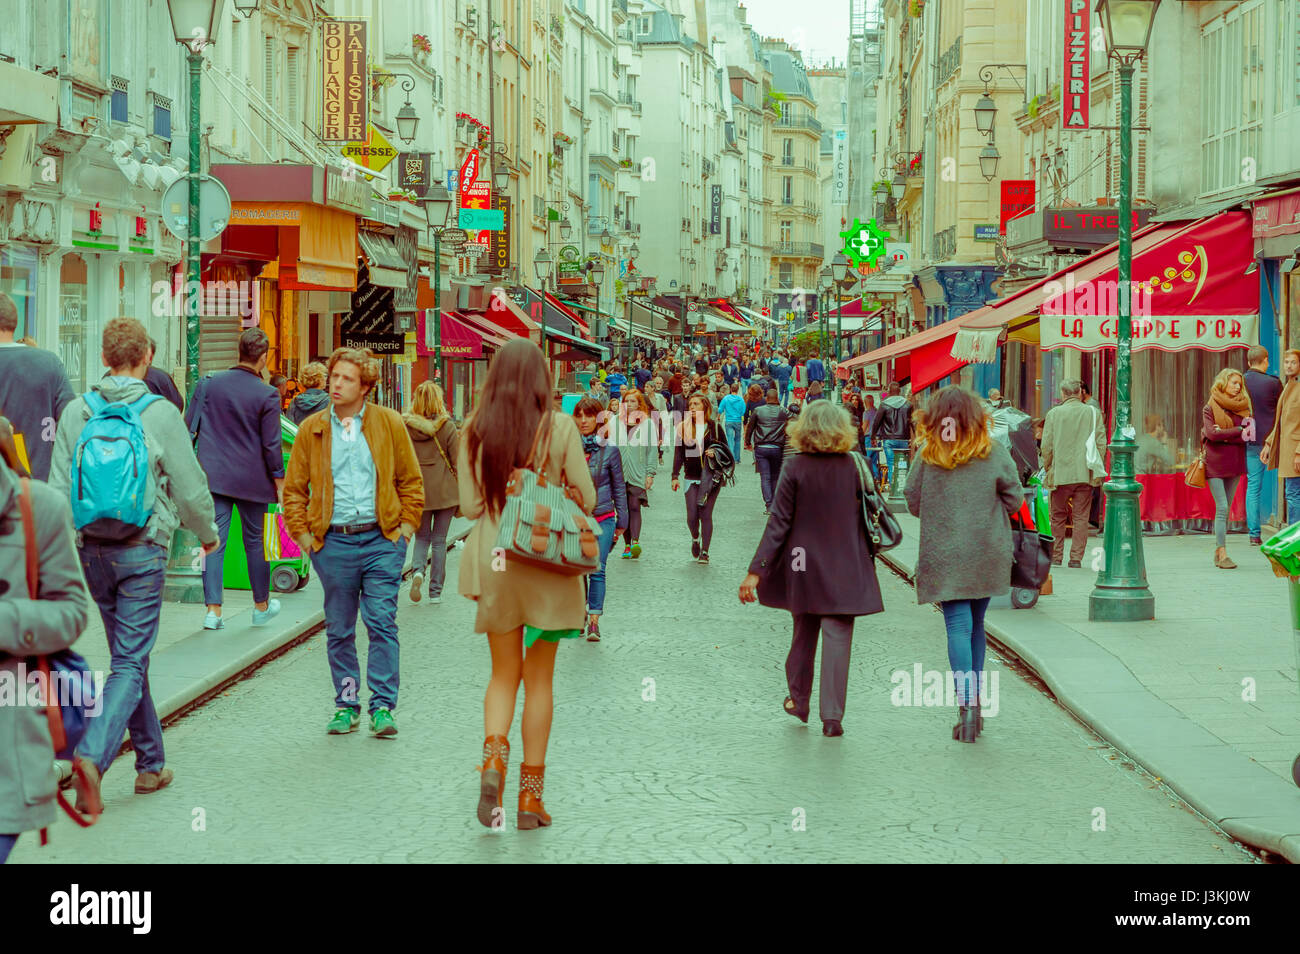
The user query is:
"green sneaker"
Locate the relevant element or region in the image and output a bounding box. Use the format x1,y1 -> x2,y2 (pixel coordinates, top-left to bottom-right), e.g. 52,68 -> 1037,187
369,708 -> 398,738
327,708 -> 360,735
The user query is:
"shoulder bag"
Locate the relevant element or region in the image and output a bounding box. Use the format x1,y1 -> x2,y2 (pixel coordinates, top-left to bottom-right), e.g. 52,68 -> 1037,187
1184,443 -> 1208,489
851,452 -> 902,554
15,477 -> 100,839
494,413 -> 600,576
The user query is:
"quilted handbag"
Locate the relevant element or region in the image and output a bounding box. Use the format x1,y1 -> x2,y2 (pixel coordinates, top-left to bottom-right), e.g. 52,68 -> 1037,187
850,451 -> 903,554
494,413 -> 600,576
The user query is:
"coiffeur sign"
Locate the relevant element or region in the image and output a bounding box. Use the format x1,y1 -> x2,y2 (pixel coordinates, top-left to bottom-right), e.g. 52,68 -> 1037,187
1041,210 -> 1258,353
321,20 -> 367,144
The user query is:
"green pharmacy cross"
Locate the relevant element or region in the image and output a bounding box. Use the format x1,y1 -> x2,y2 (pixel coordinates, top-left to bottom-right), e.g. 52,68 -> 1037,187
839,218 -> 890,270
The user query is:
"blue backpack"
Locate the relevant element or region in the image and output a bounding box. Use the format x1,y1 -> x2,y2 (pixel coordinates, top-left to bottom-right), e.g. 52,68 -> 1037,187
69,391 -> 162,540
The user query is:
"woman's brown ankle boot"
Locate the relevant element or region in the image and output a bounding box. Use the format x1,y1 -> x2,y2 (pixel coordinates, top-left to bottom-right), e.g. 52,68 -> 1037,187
518,763 -> 552,829
477,735 -> 509,828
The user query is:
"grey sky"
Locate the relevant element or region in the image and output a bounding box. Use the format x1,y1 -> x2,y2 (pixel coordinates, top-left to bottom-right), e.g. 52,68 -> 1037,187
735,0 -> 851,67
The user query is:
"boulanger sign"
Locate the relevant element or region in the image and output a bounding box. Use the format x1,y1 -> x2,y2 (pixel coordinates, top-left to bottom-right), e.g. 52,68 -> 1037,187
321,20 -> 367,144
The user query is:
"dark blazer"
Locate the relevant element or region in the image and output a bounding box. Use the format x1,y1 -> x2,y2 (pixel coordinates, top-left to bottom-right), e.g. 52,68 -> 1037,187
186,365 -> 284,502
144,365 -> 184,411
748,453 -> 883,616
585,441 -> 628,527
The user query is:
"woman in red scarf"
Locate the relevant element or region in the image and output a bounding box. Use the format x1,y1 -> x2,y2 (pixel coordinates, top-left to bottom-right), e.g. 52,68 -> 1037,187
1202,368 -> 1252,569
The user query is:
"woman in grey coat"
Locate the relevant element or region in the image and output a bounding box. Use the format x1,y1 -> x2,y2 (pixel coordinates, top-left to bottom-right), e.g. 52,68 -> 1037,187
904,386 -> 1022,743
0,449 -> 91,862
615,389 -> 658,559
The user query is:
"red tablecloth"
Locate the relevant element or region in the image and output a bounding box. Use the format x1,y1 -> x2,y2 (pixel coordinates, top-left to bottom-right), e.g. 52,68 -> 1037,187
1136,473 -> 1245,522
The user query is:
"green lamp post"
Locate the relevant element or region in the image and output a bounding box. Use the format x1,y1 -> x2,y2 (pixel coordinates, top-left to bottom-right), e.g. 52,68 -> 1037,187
1088,0 -> 1160,622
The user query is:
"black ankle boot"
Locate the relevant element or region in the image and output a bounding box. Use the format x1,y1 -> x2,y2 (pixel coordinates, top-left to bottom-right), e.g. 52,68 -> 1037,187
952,706 -> 978,743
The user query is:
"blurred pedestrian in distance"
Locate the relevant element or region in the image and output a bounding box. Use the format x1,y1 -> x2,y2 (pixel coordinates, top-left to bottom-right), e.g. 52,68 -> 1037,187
403,381 -> 459,604
672,392 -> 728,563
143,338 -> 183,411
987,388 -> 1007,410
617,389 -> 657,561
870,380 -> 914,491
719,381 -> 746,462
1039,379 -> 1106,568
572,396 -> 627,643
185,327 -> 285,630
739,400 -> 883,737
905,386 -> 1021,743
745,388 -> 791,514
288,361 -> 330,425
1202,368 -> 1250,569
458,339 -> 596,829
0,292 -> 74,481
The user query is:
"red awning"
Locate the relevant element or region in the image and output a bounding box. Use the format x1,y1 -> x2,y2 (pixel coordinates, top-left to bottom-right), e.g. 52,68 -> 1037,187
456,310 -> 518,345
415,310 -> 497,359
1253,188 -> 1300,239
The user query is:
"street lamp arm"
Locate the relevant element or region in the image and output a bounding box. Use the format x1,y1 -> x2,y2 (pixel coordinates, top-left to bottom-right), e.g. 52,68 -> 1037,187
977,63 -> 1027,96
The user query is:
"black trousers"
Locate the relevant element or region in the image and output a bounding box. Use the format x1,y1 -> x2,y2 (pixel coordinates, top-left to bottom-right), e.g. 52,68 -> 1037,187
684,481 -> 721,551
622,486 -> 645,545
786,613 -> 855,722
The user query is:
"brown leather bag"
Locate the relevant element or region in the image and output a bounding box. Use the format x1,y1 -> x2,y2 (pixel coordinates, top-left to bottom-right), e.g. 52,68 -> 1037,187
1184,443 -> 1208,489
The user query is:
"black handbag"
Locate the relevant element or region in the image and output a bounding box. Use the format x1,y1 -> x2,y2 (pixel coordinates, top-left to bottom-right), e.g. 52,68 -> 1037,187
851,452 -> 902,554
1010,521 -> 1052,589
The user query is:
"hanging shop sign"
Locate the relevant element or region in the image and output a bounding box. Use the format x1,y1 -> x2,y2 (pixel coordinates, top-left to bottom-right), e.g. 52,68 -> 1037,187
999,180 -> 1035,235
1041,207 -> 1154,248
344,267 -> 396,335
489,192 -> 510,275
440,227 -> 468,245
321,19 -> 368,144
1062,0 -> 1090,130
1043,315 -> 1255,353
341,331 -> 404,354
458,150 -> 480,197
339,124 -> 398,179
396,152 -> 432,197
392,225 -> 419,317
709,185 -> 721,235
831,129 -> 848,204
839,218 -> 890,269
556,244 -> 582,277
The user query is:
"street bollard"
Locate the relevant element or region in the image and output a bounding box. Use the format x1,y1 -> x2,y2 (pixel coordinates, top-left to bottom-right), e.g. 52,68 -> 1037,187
1260,524 -> 1300,788
885,446 -> 910,514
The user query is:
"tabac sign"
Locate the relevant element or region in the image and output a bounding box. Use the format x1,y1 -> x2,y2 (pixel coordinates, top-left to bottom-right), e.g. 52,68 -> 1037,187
321,20 -> 367,144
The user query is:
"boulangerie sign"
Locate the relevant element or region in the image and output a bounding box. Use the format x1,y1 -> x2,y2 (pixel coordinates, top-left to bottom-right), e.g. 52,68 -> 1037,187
1062,0 -> 1090,130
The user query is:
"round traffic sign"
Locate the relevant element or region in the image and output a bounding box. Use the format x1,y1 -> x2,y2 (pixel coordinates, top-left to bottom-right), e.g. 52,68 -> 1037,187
160,175 -> 232,242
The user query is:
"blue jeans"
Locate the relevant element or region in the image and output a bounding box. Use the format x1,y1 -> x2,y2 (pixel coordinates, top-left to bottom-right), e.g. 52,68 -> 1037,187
724,420 -> 743,461
754,444 -> 784,509
1287,477 -> 1300,527
309,528 -> 403,713
1245,445 -> 1264,537
940,598 -> 991,706
0,834 -> 16,864
76,542 -> 168,775
883,439 -> 910,484
585,517 -> 618,614
411,506 -> 456,597
778,383 -> 789,406
203,494 -> 270,605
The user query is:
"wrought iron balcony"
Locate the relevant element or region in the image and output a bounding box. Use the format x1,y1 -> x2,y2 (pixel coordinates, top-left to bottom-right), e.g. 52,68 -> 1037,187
772,242 -> 823,259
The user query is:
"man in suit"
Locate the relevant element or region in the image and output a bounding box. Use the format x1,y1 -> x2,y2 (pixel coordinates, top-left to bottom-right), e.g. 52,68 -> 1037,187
186,328 -> 285,630
0,293 -> 74,480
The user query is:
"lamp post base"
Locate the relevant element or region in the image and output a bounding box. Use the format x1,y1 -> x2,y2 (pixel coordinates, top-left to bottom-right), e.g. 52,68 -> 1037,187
162,528 -> 207,604
1087,584 -> 1155,622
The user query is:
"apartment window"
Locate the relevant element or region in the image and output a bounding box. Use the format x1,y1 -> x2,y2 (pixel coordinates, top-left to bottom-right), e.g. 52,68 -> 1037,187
1201,1 -> 1263,193
231,18 -> 241,76
110,76 -> 128,123
286,47 -> 300,131
778,263 -> 793,288
152,95 -> 172,140
637,15 -> 650,34
780,220 -> 791,243
1275,0 -> 1300,110
782,138 -> 793,164
782,176 -> 793,204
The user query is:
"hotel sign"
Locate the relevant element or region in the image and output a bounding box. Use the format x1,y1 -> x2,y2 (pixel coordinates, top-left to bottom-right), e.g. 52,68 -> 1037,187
321,20 -> 368,144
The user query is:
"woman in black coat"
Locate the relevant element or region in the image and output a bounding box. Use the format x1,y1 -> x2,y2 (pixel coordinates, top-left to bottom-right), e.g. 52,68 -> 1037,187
739,401 -> 883,737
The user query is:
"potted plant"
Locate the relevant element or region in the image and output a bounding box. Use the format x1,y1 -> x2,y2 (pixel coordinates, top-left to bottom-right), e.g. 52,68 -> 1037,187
908,0 -> 923,16
413,33 -> 433,55
1027,94 -> 1040,118
908,151 -> 922,175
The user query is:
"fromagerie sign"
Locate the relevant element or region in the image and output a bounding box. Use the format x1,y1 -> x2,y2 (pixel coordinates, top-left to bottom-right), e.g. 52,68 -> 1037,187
321,20 -> 367,144
1043,314 -> 1256,353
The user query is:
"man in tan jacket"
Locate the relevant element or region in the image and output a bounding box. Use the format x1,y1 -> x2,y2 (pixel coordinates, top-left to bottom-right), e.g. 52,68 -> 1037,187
282,347 -> 424,738
1041,379 -> 1107,567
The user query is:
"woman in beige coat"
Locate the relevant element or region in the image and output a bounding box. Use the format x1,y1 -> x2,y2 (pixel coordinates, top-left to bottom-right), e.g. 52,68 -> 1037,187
458,339 -> 596,831
403,381 -> 459,603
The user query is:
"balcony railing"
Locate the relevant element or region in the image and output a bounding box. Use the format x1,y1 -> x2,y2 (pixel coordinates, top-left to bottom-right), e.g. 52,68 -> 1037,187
781,156 -> 794,166
772,242 -> 824,259
773,114 -> 822,134
616,91 -> 642,113
933,226 -> 957,262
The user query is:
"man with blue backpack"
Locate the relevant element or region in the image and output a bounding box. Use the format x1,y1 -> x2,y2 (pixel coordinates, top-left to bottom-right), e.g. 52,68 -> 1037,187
48,317 -> 218,814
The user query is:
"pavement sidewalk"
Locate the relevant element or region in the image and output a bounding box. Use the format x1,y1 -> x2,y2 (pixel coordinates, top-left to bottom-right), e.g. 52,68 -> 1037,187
74,517 -> 476,725
880,512 -> 1300,862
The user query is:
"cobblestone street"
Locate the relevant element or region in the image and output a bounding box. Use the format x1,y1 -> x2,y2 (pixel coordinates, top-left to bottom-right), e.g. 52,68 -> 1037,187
12,462 -> 1256,864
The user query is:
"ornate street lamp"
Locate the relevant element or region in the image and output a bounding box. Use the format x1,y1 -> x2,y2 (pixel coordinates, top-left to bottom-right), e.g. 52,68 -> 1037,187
559,217 -> 573,241
979,140 -> 1000,181
422,184 -> 453,383
533,247 -> 553,356
974,92 -> 997,136
1089,0 -> 1161,623
492,161 -> 510,192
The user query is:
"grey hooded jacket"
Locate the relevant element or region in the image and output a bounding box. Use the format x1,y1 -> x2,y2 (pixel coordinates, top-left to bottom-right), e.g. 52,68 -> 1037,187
47,377 -> 219,549
0,462 -> 91,834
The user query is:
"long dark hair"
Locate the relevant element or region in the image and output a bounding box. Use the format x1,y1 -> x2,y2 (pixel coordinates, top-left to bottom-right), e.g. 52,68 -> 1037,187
465,339 -> 550,518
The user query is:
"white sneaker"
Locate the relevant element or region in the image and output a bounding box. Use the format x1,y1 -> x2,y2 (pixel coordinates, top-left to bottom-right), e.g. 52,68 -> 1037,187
429,595 -> 443,604
203,611 -> 224,630
411,572 -> 424,602
251,599 -> 281,626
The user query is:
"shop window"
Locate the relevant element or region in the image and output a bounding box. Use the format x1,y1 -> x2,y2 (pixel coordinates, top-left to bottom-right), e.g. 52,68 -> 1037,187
59,254 -> 90,394
0,246 -> 39,340
1130,347 -> 1247,475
